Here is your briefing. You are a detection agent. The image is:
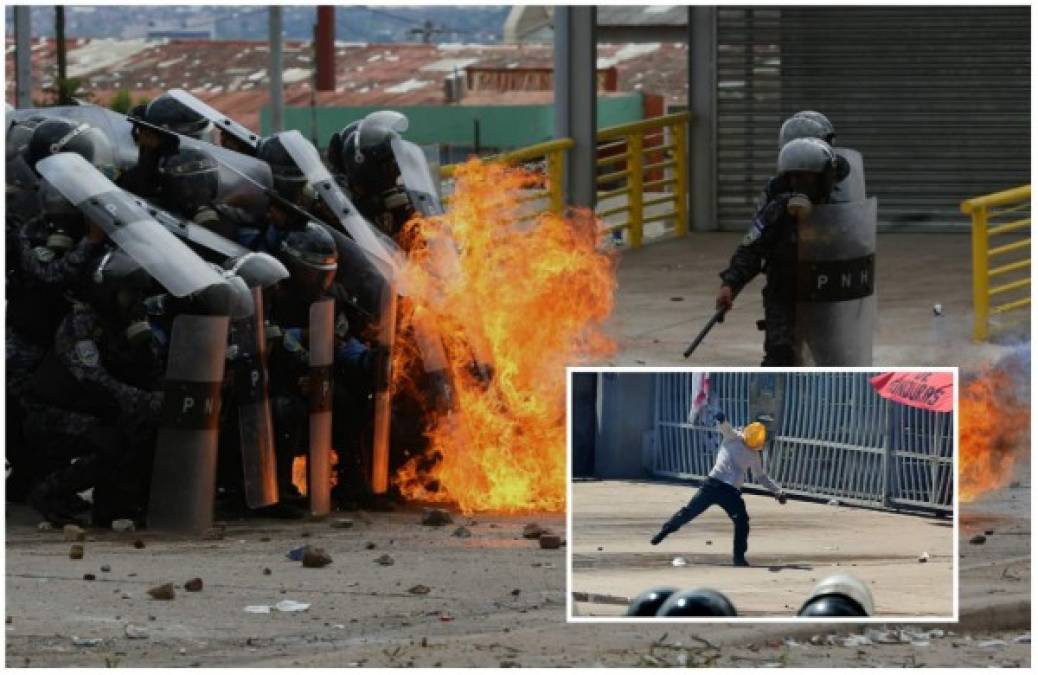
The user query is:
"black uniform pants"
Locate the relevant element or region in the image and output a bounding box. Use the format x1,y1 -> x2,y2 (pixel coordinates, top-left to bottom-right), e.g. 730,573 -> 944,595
761,295 -> 795,367
658,477 -> 751,559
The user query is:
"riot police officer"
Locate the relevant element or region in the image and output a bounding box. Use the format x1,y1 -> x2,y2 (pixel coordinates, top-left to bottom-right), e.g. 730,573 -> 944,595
716,137 -> 838,366
6,181 -> 108,500
155,145 -> 247,241
121,93 -> 212,198
23,250 -> 166,526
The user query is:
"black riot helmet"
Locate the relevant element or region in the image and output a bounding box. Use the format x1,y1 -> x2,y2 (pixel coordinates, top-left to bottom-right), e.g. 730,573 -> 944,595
626,587 -> 678,617
331,116 -> 401,200
157,146 -> 220,216
25,117 -> 117,179
255,134 -> 310,207
776,137 -> 838,205
797,574 -> 874,618
656,588 -> 738,617
37,178 -> 87,249
142,93 -> 212,140
277,222 -> 338,303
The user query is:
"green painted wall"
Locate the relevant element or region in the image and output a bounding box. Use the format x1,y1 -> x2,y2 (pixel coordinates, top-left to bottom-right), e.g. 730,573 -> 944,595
260,93 -> 644,149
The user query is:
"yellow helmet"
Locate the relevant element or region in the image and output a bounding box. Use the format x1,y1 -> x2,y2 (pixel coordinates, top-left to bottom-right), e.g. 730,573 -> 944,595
743,422 -> 767,450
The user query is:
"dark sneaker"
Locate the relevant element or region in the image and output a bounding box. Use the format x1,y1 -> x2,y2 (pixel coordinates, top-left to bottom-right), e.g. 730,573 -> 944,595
732,557 -> 750,567
650,530 -> 669,546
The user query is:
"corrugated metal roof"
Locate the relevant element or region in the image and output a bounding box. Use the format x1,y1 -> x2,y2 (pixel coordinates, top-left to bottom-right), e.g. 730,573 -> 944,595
6,37 -> 689,116
598,6 -> 687,27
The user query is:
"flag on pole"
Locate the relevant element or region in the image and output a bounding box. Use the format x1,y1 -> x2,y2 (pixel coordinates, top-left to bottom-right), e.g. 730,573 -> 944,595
687,373 -> 711,423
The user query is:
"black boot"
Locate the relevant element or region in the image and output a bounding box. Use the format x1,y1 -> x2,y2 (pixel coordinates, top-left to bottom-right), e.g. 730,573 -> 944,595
650,527 -> 673,546
27,456 -> 100,527
732,556 -> 750,567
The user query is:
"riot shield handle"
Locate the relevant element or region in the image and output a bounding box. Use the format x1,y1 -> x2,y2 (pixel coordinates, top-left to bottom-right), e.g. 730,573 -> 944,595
682,308 -> 727,359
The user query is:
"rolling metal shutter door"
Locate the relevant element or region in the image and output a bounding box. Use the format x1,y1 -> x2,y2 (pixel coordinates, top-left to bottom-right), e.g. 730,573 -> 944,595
716,6 -> 1030,232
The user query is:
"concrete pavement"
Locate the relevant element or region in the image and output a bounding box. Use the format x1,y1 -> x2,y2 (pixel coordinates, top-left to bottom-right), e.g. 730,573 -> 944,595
603,232 -> 1026,367
570,480 -> 955,618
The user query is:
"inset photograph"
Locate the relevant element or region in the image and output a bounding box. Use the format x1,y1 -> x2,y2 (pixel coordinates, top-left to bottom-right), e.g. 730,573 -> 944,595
568,369 -> 957,621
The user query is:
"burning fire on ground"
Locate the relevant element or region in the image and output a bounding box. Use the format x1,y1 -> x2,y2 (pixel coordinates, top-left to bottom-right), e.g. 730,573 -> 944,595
391,159 -> 617,513
959,354 -> 1030,503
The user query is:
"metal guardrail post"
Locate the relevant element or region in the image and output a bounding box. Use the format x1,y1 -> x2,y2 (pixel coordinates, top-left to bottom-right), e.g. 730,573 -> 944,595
881,398 -> 892,507
672,121 -> 689,237
548,148 -> 565,215
969,207 -> 991,341
627,133 -> 644,248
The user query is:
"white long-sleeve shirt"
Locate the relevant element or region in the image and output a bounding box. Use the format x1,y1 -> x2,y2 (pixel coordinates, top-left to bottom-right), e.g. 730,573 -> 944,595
708,421 -> 782,493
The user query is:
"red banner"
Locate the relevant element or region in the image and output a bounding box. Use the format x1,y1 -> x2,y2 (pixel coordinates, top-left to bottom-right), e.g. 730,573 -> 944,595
869,372 -> 954,413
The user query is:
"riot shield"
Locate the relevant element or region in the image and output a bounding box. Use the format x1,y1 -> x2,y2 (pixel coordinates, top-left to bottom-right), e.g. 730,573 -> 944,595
276,130 -> 398,276
167,89 -> 261,152
390,136 -> 445,216
230,287 -> 279,509
147,314 -> 230,532
308,298 -> 335,515
36,153 -> 227,298
794,198 -> 878,366
831,148 -> 866,204
139,198 -> 251,261
371,285 -> 397,495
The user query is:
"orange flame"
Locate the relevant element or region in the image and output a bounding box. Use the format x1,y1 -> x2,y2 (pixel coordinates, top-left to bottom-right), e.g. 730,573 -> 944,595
391,159 -> 617,513
959,368 -> 1029,503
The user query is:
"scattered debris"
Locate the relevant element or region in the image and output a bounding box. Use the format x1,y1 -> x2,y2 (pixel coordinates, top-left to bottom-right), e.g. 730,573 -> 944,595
260,536 -> 271,542
100,564 -> 111,573
671,557 -> 688,567
83,573 -> 96,581
111,519 -> 136,533
64,524 -> 86,542
288,545 -> 309,561
72,636 -> 103,647
184,578 -> 203,592
69,544 -> 84,560
263,568 -> 272,576
147,583 -> 176,601
511,589 -> 521,596
300,531 -> 311,538
842,635 -> 873,647
274,600 -> 310,613
302,547 -> 333,568
977,639 -> 1007,649
1009,481 -> 1022,489
330,519 -> 354,529
705,540 -> 713,546
452,526 -> 472,538
375,554 -> 395,566
133,539 -> 146,549
984,529 -> 995,536
202,527 -> 225,541
365,542 -> 377,550
539,534 -> 562,550
918,552 -> 930,563
827,499 -> 840,506
408,584 -> 431,595
522,523 -> 547,539
932,303 -> 943,316
124,624 -> 149,639
244,605 -> 271,614
439,612 -> 453,622
1013,634 -> 1030,644
969,534 -> 987,545
37,522 -> 54,531
421,508 -> 453,526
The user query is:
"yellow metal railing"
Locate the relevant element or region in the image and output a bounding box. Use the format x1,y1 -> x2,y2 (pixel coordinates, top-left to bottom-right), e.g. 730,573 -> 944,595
439,112 -> 690,247
961,184 -> 1031,341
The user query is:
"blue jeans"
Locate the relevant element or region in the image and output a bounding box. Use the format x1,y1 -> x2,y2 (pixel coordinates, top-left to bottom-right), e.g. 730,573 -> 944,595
658,477 -> 750,559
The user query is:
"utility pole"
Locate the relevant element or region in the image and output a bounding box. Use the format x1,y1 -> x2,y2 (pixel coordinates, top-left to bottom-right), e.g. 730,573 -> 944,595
14,6 -> 32,108
269,6 -> 284,133
315,5 -> 335,92
55,5 -> 70,104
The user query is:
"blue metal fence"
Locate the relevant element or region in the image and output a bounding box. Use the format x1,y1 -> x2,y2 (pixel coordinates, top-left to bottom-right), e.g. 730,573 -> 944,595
652,372 -> 954,512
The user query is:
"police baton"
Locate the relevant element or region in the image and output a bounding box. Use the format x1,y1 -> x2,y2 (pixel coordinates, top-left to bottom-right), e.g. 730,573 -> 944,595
682,308 -> 727,359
